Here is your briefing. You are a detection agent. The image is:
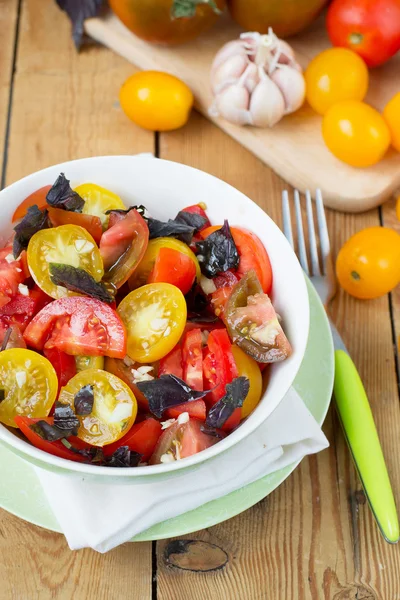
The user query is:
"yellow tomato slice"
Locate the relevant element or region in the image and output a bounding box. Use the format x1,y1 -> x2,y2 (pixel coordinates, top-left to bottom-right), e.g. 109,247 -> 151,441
75,183 -> 126,227
0,349 -> 58,427
128,237 -> 200,289
27,224 -> 104,300
118,282 -> 187,363
231,345 -> 262,419
75,355 -> 104,372
59,369 -> 137,447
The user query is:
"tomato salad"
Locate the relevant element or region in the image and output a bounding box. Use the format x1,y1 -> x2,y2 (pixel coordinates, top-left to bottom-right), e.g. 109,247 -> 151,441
0,174 -> 291,468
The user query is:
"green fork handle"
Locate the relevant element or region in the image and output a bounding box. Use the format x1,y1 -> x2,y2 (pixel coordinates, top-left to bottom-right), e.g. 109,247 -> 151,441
334,349 -> 399,543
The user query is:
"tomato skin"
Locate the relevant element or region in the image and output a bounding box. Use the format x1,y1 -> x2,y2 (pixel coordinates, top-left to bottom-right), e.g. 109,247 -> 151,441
182,328 -> 203,391
165,399 -> 207,421
203,328 -> 238,404
47,207 -> 102,244
336,226 -> 400,299
23,297 -> 127,358
158,345 -> 183,378
103,418 -> 162,460
43,347 -> 77,389
148,247 -> 196,295
231,345 -> 262,419
12,185 -> 52,222
322,101 -> 391,167
75,183 -> 125,227
326,0 -> 400,67
383,92 -> 400,153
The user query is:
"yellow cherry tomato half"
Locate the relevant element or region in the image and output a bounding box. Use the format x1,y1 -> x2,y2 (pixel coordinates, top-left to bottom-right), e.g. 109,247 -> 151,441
336,227 -> 400,299
119,71 -> 194,132
0,349 -> 58,427
383,91 -> 400,153
75,355 -> 104,372
27,224 -> 104,300
128,237 -> 201,289
59,369 -> 137,447
305,48 -> 369,116
75,183 -> 126,227
231,345 -> 262,419
322,101 -> 391,168
118,282 -> 187,363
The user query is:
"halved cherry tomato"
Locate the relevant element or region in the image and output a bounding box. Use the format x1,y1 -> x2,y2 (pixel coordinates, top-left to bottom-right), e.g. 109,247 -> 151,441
100,208 -> 149,289
231,345 -> 262,419
165,399 -> 206,421
23,296 -> 127,358
148,247 -> 196,295
12,185 -> 52,222
118,283 -> 187,363
43,347 -> 77,389
203,328 -> 238,405
129,237 -> 200,289
104,356 -> 152,410
150,418 -> 221,464
27,224 -> 104,300
200,226 -> 272,294
158,345 -> 183,378
74,183 -> 126,227
14,416 -> 91,462
182,328 -> 203,391
0,349 -> 58,427
103,417 -> 162,460
59,369 -> 137,446
47,207 -> 102,245
0,246 -> 27,308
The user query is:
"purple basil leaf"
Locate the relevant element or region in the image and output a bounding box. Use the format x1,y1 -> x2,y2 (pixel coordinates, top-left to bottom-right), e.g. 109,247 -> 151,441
61,438 -> 105,463
147,218 -> 195,245
74,384 -> 94,416
53,401 -> 80,435
104,205 -> 147,218
13,205 -> 50,258
55,0 -> 104,49
200,424 -> 225,439
205,377 -> 249,429
105,446 -> 142,468
46,173 -> 84,212
49,263 -> 114,303
30,420 -> 66,442
175,210 -> 208,232
195,220 -> 239,278
137,374 -> 208,418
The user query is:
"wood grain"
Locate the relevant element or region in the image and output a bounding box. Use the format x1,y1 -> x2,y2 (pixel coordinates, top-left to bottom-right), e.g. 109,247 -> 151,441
0,0 -> 18,178
85,12 -> 400,213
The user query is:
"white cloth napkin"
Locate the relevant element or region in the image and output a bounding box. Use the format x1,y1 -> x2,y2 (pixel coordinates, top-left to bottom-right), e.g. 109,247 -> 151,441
33,387 -> 328,552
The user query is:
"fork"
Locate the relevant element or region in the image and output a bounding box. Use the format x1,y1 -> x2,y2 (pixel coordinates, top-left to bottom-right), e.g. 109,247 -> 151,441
282,189 -> 399,544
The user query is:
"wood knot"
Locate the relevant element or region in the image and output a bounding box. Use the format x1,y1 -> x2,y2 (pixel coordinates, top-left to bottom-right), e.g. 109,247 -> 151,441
333,585 -> 376,600
164,539 -> 229,572
355,489 -> 367,505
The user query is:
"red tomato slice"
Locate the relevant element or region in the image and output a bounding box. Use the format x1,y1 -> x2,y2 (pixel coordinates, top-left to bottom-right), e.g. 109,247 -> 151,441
43,347 -> 77,389
100,208 -> 149,289
165,399 -> 206,421
203,328 -> 238,404
158,345 -> 183,378
181,205 -> 211,229
200,226 -> 272,294
103,418 -> 162,461
182,328 -> 203,391
47,206 -> 102,244
23,297 -> 127,358
147,247 -> 196,295
12,185 -> 52,222
0,247 -> 27,308
0,286 -> 51,318
14,416 -> 90,462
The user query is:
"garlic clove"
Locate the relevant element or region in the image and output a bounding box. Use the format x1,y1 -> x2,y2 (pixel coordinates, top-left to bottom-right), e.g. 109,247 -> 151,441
249,75 -> 285,127
241,61 -> 259,93
214,84 -> 252,126
210,53 -> 249,95
211,40 -> 248,75
270,64 -> 305,114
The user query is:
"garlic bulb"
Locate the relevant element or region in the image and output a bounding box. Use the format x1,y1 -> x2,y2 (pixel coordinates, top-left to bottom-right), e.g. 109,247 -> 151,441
210,29 -> 305,128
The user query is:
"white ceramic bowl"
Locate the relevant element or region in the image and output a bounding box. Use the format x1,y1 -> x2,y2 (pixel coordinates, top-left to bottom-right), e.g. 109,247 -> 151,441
0,155 -> 309,482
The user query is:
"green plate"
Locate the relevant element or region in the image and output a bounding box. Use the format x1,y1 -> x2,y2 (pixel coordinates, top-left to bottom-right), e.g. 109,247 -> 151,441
0,280 -> 334,541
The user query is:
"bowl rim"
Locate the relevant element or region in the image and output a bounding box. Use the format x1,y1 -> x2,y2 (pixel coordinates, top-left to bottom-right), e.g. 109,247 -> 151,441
0,155 -> 310,477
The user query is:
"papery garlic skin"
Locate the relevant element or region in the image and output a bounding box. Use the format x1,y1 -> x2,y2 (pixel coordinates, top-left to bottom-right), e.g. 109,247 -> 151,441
210,28 -> 305,128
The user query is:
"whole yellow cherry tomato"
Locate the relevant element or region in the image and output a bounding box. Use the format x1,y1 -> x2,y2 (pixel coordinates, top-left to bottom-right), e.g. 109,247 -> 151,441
119,71 -> 194,131
383,91 -> 400,153
231,345 -> 262,419
305,48 -> 369,115
322,101 -> 391,167
336,227 -> 400,299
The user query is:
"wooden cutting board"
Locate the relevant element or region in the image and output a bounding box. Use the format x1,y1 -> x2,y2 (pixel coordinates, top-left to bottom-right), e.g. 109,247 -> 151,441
85,12 -> 400,213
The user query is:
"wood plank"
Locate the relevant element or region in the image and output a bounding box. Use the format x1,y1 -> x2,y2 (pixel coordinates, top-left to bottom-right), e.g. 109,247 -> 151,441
0,0 -> 19,179
156,112 -> 400,598
1,1 -> 154,596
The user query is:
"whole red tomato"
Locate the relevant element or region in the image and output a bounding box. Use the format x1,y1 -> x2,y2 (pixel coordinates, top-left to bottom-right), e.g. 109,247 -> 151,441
326,0 -> 400,67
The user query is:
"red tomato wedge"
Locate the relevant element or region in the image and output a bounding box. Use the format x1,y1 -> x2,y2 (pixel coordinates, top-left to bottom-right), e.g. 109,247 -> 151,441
210,271 -> 240,317
43,347 -> 77,389
14,416 -> 90,462
200,226 -> 272,294
47,207 -> 102,244
165,399 -> 206,421
23,297 -> 127,358
12,185 -> 52,222
148,247 -> 196,295
100,208 -> 149,289
203,328 -> 238,405
0,246 -> 27,308
182,328 -> 203,391
103,418 -> 162,460
150,418 -> 221,464
158,345 -> 183,378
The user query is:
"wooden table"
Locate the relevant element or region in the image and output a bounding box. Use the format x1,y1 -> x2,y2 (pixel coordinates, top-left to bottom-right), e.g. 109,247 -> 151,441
1,1 -> 400,598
